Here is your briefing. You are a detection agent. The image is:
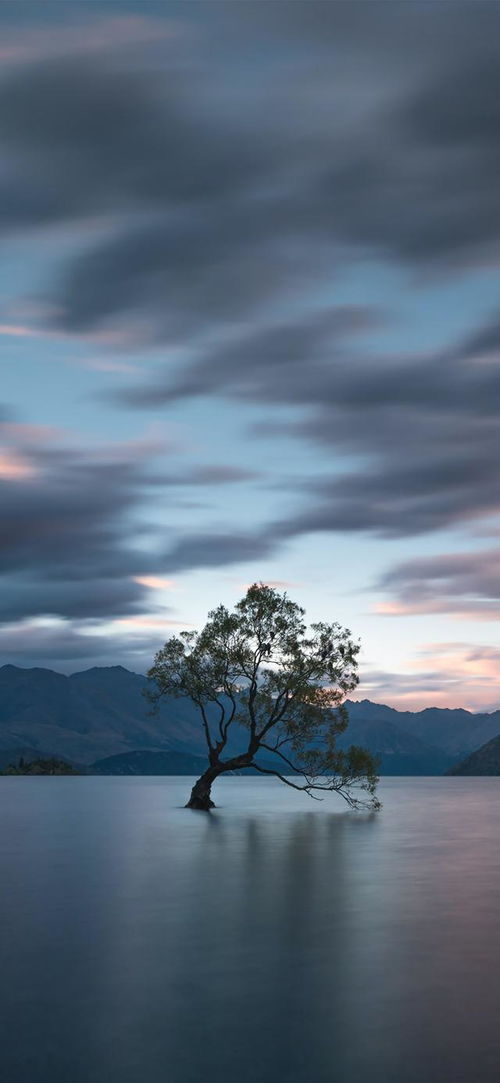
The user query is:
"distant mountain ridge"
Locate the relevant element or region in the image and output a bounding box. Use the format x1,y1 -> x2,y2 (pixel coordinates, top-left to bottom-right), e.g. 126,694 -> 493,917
90,749 -> 211,776
1,664 -> 499,774
345,698 -> 500,755
448,734 -> 500,776
88,750 -> 277,776
0,664 -> 201,764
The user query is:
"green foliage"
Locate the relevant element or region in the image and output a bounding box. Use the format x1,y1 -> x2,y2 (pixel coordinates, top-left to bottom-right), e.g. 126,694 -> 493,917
148,583 -> 380,809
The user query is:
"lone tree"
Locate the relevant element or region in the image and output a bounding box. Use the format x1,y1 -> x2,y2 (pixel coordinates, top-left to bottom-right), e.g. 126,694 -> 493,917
147,583 -> 380,811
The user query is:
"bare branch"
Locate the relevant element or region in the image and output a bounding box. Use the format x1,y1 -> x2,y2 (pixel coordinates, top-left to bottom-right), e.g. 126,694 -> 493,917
249,762 -> 323,800
195,699 -> 214,754
258,742 -> 306,776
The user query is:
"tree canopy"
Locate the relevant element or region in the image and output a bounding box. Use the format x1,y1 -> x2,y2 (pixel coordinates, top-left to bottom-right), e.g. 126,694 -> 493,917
147,583 -> 380,810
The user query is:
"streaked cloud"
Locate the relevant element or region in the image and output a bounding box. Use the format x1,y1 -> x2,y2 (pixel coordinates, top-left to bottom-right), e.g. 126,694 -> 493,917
377,549 -> 500,621
134,576 -> 176,591
2,1 -> 500,703
0,15 -> 177,67
0,616 -> 167,672
0,323 -> 40,338
359,642 -> 500,712
115,615 -> 188,630
79,358 -> 140,375
0,448 -> 38,481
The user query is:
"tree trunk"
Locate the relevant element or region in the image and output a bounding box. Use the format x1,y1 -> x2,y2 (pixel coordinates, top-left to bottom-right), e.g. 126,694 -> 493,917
186,766 -> 220,810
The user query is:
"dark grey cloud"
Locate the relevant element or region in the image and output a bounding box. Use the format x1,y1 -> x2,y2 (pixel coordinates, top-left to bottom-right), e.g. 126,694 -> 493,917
0,575 -> 145,622
22,8 -> 494,545
161,530 -> 279,574
0,618 -> 161,673
0,416 -> 266,622
0,51 -> 292,338
409,51 -> 500,154
55,207 -> 303,338
1,5 -> 500,342
266,325 -> 500,538
3,4 -> 500,595
1,450 -> 151,581
378,549 -> 500,619
116,306 -> 380,406
120,304 -> 500,539
460,312 -> 500,360
0,57 -> 266,226
164,465 -> 259,485
0,426 -> 162,623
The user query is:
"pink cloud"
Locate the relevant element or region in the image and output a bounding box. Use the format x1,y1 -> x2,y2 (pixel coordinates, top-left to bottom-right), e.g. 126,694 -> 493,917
376,548 -> 500,622
0,16 -> 178,66
115,616 -> 189,631
0,317 -> 147,350
80,358 -> 140,375
0,323 -> 40,339
0,449 -> 38,481
134,577 -> 176,591
1,422 -> 64,445
374,597 -> 500,622
358,641 -> 500,712
0,415 -> 172,470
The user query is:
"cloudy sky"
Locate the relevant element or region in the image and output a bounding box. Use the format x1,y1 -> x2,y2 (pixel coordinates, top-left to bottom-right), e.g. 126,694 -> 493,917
2,0 -> 500,710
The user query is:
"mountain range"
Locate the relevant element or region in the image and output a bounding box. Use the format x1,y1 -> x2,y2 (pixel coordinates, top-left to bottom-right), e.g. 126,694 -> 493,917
2,664 -> 500,774
448,734 -> 500,776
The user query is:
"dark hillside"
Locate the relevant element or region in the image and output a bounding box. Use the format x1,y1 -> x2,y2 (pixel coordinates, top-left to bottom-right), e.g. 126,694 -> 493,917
448,734 -> 500,776
0,665 -> 498,772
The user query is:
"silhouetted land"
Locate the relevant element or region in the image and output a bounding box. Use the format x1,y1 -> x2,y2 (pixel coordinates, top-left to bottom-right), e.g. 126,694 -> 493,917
449,733 -> 500,775
3,663 -> 500,773
1,757 -> 80,775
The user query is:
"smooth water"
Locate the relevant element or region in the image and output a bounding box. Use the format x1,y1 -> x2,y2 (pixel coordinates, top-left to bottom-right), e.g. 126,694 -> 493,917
1,776 -> 500,1083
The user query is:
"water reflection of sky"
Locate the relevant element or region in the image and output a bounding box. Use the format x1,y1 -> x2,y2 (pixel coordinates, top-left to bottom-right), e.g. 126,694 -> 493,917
1,776 -> 500,1082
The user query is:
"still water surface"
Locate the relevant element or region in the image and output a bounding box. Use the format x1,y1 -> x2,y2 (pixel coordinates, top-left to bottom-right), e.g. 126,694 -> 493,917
1,776 -> 500,1082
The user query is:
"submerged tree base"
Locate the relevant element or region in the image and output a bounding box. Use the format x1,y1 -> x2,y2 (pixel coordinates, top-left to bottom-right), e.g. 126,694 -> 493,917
185,769 -> 219,809
185,794 -> 216,810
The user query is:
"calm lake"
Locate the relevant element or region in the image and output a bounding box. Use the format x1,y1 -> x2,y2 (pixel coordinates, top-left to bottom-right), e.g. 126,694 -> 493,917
1,776 -> 500,1082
